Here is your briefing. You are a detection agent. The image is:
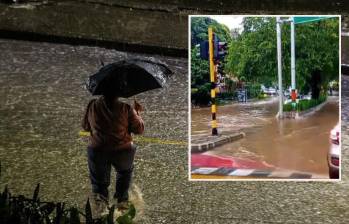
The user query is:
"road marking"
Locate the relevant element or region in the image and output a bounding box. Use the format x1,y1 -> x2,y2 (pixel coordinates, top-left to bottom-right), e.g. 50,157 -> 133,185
191,167 -> 329,179
79,131 -> 187,146
228,169 -> 255,176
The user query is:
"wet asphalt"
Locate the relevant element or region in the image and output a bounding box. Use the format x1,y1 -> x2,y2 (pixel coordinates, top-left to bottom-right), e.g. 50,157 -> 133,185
0,39 -> 348,223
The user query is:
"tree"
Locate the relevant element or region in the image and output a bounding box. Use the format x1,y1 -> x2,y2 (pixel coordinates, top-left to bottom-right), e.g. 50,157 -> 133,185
225,17 -> 339,99
191,17 -> 232,47
191,17 -> 232,105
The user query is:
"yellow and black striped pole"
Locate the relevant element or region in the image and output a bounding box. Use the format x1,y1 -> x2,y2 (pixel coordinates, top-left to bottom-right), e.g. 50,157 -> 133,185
208,27 -> 218,135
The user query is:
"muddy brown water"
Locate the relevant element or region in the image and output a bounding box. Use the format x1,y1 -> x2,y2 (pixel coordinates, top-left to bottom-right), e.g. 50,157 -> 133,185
191,97 -> 339,175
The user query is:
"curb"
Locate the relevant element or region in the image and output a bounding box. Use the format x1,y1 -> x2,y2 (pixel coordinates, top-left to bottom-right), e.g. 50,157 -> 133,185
191,132 -> 245,153
191,167 -> 328,179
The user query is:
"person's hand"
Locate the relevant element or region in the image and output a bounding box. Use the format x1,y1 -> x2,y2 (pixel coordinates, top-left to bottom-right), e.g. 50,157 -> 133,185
134,99 -> 144,114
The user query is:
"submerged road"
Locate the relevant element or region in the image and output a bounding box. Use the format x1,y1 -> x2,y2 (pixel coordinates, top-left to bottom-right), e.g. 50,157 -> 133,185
0,39 -> 348,223
192,97 -> 339,175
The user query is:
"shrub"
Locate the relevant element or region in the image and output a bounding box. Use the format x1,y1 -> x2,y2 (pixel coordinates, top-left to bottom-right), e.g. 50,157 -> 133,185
218,91 -> 236,100
245,83 -> 261,99
0,163 -> 135,224
284,95 -> 327,112
191,83 -> 211,105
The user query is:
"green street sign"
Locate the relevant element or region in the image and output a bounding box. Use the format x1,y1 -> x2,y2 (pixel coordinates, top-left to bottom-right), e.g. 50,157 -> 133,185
293,16 -> 335,24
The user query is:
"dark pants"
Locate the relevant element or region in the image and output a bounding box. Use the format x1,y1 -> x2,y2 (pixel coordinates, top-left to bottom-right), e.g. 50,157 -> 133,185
87,144 -> 136,203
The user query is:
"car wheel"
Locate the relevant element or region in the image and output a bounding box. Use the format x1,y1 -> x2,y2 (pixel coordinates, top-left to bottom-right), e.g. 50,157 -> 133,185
329,169 -> 339,179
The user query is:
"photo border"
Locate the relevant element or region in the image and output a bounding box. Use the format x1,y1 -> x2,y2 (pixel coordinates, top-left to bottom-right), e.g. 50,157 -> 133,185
188,14 -> 342,182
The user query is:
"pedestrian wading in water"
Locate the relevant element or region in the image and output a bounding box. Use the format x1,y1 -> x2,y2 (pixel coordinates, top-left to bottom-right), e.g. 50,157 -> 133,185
82,93 -> 144,217
82,59 -> 172,218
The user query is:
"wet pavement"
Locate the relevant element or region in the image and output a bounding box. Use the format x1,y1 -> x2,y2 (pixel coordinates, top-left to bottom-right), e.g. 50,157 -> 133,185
0,39 -> 349,223
192,97 -> 339,175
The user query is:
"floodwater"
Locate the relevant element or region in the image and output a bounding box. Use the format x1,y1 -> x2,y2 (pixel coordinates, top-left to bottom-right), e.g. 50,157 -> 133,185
0,39 -> 188,214
191,97 -> 339,175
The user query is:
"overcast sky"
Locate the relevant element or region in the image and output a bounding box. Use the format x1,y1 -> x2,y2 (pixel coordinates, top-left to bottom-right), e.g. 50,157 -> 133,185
209,16 -> 244,32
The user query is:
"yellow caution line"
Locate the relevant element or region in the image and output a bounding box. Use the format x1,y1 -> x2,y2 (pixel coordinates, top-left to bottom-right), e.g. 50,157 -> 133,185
79,131 -> 187,146
79,130 -> 91,137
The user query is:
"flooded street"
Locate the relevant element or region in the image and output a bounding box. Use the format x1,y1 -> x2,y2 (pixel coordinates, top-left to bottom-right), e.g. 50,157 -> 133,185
192,97 -> 339,175
0,39 -> 188,218
0,39 -> 348,223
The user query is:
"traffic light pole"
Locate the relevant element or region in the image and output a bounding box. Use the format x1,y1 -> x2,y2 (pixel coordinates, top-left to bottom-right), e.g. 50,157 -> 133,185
209,27 -> 218,135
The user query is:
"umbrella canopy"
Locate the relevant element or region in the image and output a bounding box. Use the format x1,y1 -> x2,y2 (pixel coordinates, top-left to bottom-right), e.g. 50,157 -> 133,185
86,59 -> 173,97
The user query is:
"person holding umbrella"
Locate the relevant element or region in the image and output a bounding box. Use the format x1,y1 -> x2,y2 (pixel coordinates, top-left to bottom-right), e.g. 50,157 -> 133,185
82,94 -> 144,214
82,59 -> 172,217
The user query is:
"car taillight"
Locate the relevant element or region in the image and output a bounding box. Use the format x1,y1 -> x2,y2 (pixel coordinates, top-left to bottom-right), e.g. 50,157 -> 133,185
331,157 -> 339,166
330,130 -> 339,145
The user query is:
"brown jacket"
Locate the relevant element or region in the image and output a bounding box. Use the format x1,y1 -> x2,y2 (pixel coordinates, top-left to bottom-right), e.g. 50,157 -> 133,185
82,97 -> 144,149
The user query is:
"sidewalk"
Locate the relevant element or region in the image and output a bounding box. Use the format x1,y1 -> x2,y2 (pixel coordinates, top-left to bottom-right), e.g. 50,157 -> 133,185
191,131 -> 245,152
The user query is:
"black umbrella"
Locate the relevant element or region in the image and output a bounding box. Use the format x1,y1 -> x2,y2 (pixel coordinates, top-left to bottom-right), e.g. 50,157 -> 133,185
86,59 -> 173,97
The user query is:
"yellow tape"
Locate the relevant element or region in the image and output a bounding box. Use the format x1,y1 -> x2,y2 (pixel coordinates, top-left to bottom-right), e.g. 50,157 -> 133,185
135,136 -> 187,146
79,131 -> 187,146
211,104 -> 216,113
211,120 -> 217,128
211,89 -> 216,98
79,130 -> 91,137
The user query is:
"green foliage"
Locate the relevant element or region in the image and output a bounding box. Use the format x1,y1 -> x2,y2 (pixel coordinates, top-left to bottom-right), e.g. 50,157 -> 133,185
0,163 -> 136,224
86,198 -> 93,224
191,83 -> 211,105
218,91 -> 236,100
191,17 -> 233,105
69,208 -> 81,224
225,17 -> 339,95
191,48 -> 209,88
226,17 -> 277,86
245,83 -> 262,99
116,204 -> 135,224
191,17 -> 232,47
284,95 -> 327,112
257,93 -> 268,100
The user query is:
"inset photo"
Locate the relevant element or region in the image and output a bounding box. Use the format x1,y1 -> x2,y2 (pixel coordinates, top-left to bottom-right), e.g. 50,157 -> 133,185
189,15 -> 340,180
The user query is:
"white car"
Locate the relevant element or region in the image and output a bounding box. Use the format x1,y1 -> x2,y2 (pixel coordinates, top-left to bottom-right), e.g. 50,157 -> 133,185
328,124 -> 340,179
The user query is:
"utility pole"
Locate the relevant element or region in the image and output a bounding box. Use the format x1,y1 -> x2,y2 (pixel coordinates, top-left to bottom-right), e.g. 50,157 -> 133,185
276,17 -> 283,119
290,17 -> 297,104
208,27 -> 218,135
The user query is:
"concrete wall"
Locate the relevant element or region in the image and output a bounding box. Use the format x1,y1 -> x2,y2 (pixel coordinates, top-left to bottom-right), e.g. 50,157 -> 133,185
0,0 -> 348,56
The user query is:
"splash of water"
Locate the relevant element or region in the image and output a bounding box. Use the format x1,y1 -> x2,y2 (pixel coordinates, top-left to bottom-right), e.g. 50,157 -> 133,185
113,184 -> 145,222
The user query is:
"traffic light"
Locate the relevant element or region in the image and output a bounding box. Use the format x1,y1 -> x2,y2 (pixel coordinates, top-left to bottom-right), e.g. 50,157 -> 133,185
195,41 -> 209,60
195,36 -> 228,60
214,41 -> 228,60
